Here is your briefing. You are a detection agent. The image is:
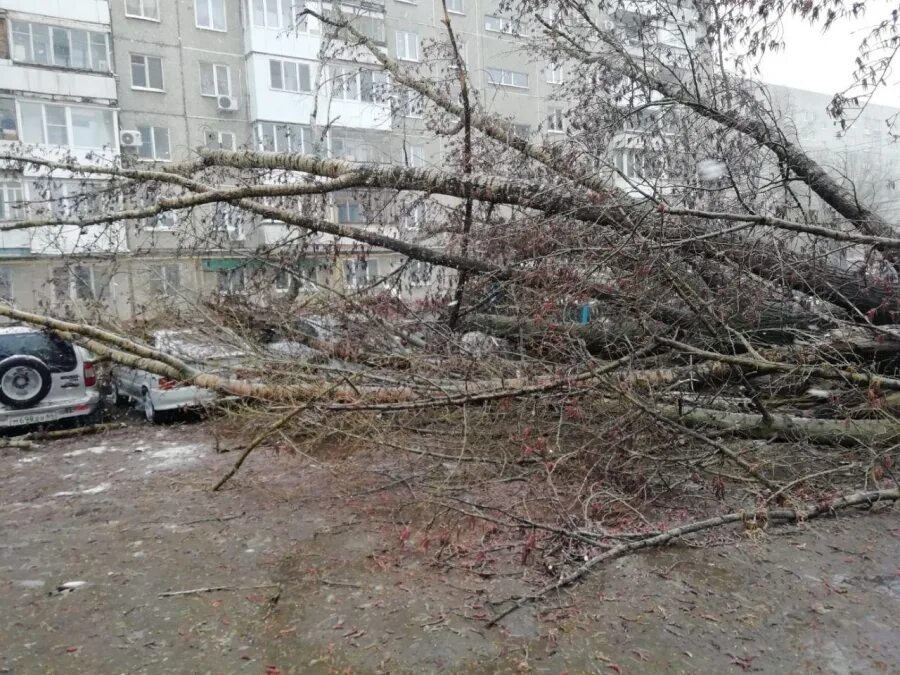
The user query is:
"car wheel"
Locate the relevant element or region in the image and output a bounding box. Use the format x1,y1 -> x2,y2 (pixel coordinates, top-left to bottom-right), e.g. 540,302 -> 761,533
0,356 -> 53,409
142,389 -> 159,424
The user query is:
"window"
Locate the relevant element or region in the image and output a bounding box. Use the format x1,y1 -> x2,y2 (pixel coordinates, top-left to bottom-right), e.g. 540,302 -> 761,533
252,0 -> 310,31
547,108 -> 564,133
446,0 -> 464,13
206,130 -> 236,150
395,31 -> 419,61
136,126 -> 171,160
335,194 -> 364,223
407,145 -> 425,167
217,268 -> 246,294
51,266 -> 95,303
19,102 -> 115,149
150,212 -> 178,229
131,54 -> 164,90
510,123 -> 530,139
11,21 -> 110,72
396,88 -> 423,117
344,259 -> 377,288
546,64 -> 564,84
269,59 -> 312,93
195,0 -> 226,31
200,63 -> 231,97
257,122 -> 310,153
329,130 -> 375,162
149,264 -> 181,296
125,0 -> 160,20
484,15 -> 520,34
406,260 -> 432,287
274,268 -> 292,291
402,202 -> 423,229
486,67 -> 529,89
212,204 -> 244,240
0,182 -> 25,221
0,330 -> 78,372
0,98 -> 17,141
331,66 -> 386,102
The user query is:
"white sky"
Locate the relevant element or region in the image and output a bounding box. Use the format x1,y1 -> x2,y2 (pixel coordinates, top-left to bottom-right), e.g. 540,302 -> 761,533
755,3 -> 900,108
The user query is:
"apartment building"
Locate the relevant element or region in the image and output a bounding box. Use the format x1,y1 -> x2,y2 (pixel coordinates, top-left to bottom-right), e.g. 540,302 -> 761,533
0,0 -> 704,319
0,0 -> 129,316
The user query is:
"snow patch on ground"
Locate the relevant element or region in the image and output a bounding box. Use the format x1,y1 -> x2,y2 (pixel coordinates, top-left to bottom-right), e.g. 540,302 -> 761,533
53,482 -> 111,497
17,456 -> 42,464
63,445 -> 121,458
143,443 -> 205,472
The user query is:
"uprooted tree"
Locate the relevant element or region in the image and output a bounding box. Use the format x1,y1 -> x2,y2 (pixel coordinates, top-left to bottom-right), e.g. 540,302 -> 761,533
1,0 -> 899,619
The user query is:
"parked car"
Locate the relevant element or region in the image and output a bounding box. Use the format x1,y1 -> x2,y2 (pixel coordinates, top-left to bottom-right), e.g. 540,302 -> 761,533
111,329 -> 247,423
0,326 -> 100,430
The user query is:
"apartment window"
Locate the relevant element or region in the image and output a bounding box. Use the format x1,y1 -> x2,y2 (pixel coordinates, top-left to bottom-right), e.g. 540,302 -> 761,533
131,54 -> 164,90
150,212 -> 178,229
446,0 -> 464,13
0,98 -> 17,141
546,64 -> 564,84
52,266 -> 95,303
329,131 -> 374,163
407,145 -> 425,168
206,130 -> 236,150
344,259 -> 377,288
486,67 -> 529,89
136,126 -> 171,160
257,122 -> 310,153
269,59 -> 311,93
252,0 -> 310,30
396,88 -> 423,117
402,202 -> 423,229
11,21 -> 110,72
200,63 -> 231,97
125,0 -> 160,20
217,268 -> 246,294
395,31 -> 419,61
547,108 -> 564,133
195,0 -> 227,31
331,66 -> 386,102
335,195 -> 364,223
406,260 -> 432,287
0,268 -> 12,301
149,264 -> 181,296
0,182 -> 26,221
484,15 -> 519,34
19,102 -> 115,149
510,123 -> 530,139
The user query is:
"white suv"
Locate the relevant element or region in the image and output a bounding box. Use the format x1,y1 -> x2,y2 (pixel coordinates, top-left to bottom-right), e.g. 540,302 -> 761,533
0,326 -> 100,429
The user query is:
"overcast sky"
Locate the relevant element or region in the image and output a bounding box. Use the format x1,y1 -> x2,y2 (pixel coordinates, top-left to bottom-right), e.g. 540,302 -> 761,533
756,2 -> 900,108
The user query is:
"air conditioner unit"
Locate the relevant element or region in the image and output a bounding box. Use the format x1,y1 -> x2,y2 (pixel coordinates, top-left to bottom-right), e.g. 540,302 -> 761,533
217,95 -> 238,111
119,129 -> 143,147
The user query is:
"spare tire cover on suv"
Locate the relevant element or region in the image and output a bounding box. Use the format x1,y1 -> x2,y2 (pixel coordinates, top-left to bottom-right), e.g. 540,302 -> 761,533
0,355 -> 53,409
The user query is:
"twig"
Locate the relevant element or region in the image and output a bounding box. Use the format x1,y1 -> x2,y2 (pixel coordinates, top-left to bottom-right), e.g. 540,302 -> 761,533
159,583 -> 280,597
486,488 -> 899,627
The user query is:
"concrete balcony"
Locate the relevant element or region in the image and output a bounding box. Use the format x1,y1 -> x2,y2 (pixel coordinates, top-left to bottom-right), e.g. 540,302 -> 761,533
1,0 -> 110,25
0,62 -> 117,101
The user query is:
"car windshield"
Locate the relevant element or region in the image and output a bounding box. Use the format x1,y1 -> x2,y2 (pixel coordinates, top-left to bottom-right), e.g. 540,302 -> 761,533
0,331 -> 78,372
151,330 -> 247,364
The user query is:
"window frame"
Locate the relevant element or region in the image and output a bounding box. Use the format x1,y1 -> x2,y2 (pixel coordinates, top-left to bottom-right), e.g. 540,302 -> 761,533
10,20 -> 111,73
149,263 -> 181,297
136,125 -> 172,161
395,31 -> 420,62
547,108 -> 564,133
486,67 -> 529,89
269,58 -> 312,93
0,181 -> 26,222
546,64 -> 564,84
130,53 -> 165,91
124,0 -> 160,22
200,62 -> 232,97
18,101 -> 116,150
257,121 -> 310,153
344,258 -> 378,289
195,0 -> 227,31
446,0 -> 464,14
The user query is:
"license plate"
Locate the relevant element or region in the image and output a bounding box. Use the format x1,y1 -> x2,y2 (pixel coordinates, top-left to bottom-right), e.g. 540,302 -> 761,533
3,411 -> 61,426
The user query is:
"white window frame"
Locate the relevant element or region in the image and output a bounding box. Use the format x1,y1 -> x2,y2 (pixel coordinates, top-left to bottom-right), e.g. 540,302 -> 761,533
486,67 -> 529,89
125,0 -> 160,21
405,259 -> 432,287
53,265 -> 96,303
395,31 -> 419,62
136,126 -> 171,160
217,131 -> 236,150
0,181 -> 26,222
330,66 -> 385,102
149,264 -> 181,297
11,21 -> 111,73
131,54 -> 165,91
446,0 -> 464,14
200,62 -> 232,97
344,259 -> 377,289
546,64 -> 564,84
407,145 -> 425,168
149,211 -> 179,230
547,108 -> 564,133
269,59 -> 312,93
195,0 -> 227,31
484,15 -> 520,35
18,101 -> 116,150
396,88 -> 423,118
257,122 -> 310,153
